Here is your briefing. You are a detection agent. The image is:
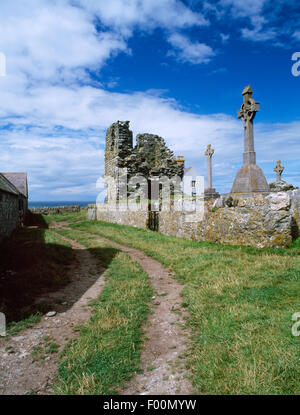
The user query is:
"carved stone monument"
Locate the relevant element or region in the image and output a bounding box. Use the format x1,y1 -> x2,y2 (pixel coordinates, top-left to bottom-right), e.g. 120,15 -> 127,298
269,160 -> 298,192
231,85 -> 269,195
274,160 -> 284,182
204,144 -> 219,200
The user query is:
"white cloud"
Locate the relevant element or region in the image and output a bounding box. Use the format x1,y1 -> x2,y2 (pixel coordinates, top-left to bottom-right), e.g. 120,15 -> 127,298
293,31 -> 300,40
0,1 -> 129,86
167,33 -> 215,64
220,33 -> 230,43
218,0 -> 280,43
0,128 -> 104,200
0,0 -> 212,101
219,0 -> 267,23
241,27 -> 277,42
76,0 -> 208,34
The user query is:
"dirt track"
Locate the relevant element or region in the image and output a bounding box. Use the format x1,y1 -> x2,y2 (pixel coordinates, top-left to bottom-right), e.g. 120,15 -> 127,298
0,231 -> 106,395
0,223 -> 194,395
83,232 -> 194,395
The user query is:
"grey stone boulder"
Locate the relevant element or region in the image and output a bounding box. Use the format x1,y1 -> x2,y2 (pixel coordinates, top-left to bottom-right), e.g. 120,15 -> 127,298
266,192 -> 291,211
212,195 -> 226,209
269,180 -> 298,192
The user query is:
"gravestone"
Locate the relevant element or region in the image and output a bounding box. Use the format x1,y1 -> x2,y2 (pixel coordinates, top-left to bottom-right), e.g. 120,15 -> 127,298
231,86 -> 269,195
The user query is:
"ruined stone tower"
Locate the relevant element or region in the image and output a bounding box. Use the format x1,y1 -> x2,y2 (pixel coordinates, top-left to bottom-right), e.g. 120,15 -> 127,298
105,120 -> 133,178
104,121 -> 184,203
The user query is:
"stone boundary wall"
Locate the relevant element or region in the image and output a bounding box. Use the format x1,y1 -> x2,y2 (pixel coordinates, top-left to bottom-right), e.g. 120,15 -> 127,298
30,205 -> 81,215
94,203 -> 148,229
291,189 -> 300,233
88,191 -> 300,248
159,197 -> 292,249
0,192 -> 19,242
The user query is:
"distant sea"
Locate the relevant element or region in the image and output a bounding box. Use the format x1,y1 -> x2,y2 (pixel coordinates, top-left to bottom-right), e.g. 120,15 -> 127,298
29,201 -> 95,209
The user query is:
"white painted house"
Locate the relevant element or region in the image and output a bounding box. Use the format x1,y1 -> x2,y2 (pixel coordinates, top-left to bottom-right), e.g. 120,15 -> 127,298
182,167 -> 204,198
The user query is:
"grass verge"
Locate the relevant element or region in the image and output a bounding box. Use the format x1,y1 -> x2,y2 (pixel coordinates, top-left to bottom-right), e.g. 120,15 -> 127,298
45,210 -> 87,224
55,214 -> 300,395
6,313 -> 42,338
52,228 -> 152,395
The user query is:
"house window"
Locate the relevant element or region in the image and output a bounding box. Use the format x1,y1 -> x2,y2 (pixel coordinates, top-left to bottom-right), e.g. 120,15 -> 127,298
192,192 -> 196,198
191,180 -> 196,187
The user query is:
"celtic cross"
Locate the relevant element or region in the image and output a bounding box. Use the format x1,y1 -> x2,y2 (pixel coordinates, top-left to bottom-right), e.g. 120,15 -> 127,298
205,144 -> 214,189
274,160 -> 284,182
237,85 -> 260,165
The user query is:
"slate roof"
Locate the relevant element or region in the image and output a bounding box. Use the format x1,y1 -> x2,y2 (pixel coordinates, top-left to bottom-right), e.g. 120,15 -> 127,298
1,173 -> 28,198
0,173 -> 19,196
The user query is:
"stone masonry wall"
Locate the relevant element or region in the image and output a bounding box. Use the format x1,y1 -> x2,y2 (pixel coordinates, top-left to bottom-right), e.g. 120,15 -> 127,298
159,198 -> 293,249
290,189 -> 300,238
89,191 -> 299,248
94,203 -> 148,229
159,192 -> 297,248
30,205 -> 81,215
0,192 -> 19,242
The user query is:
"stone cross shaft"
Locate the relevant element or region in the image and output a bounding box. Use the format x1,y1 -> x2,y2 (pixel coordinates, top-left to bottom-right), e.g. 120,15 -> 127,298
274,160 -> 284,182
205,144 -> 214,189
237,85 -> 260,165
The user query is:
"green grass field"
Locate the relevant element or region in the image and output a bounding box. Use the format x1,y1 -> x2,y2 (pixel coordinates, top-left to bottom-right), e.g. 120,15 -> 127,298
51,212 -> 300,395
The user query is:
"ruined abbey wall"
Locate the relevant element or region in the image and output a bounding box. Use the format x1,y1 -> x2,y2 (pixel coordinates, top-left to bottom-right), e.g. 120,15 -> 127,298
104,121 -> 184,202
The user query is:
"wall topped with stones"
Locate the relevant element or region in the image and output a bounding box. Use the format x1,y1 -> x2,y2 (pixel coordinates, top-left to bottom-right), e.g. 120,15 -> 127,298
30,205 -> 81,215
89,191 -> 299,249
290,189 -> 300,238
159,193 -> 295,248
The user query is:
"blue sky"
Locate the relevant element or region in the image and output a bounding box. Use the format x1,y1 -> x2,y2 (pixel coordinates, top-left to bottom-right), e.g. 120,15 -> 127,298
0,0 -> 299,201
